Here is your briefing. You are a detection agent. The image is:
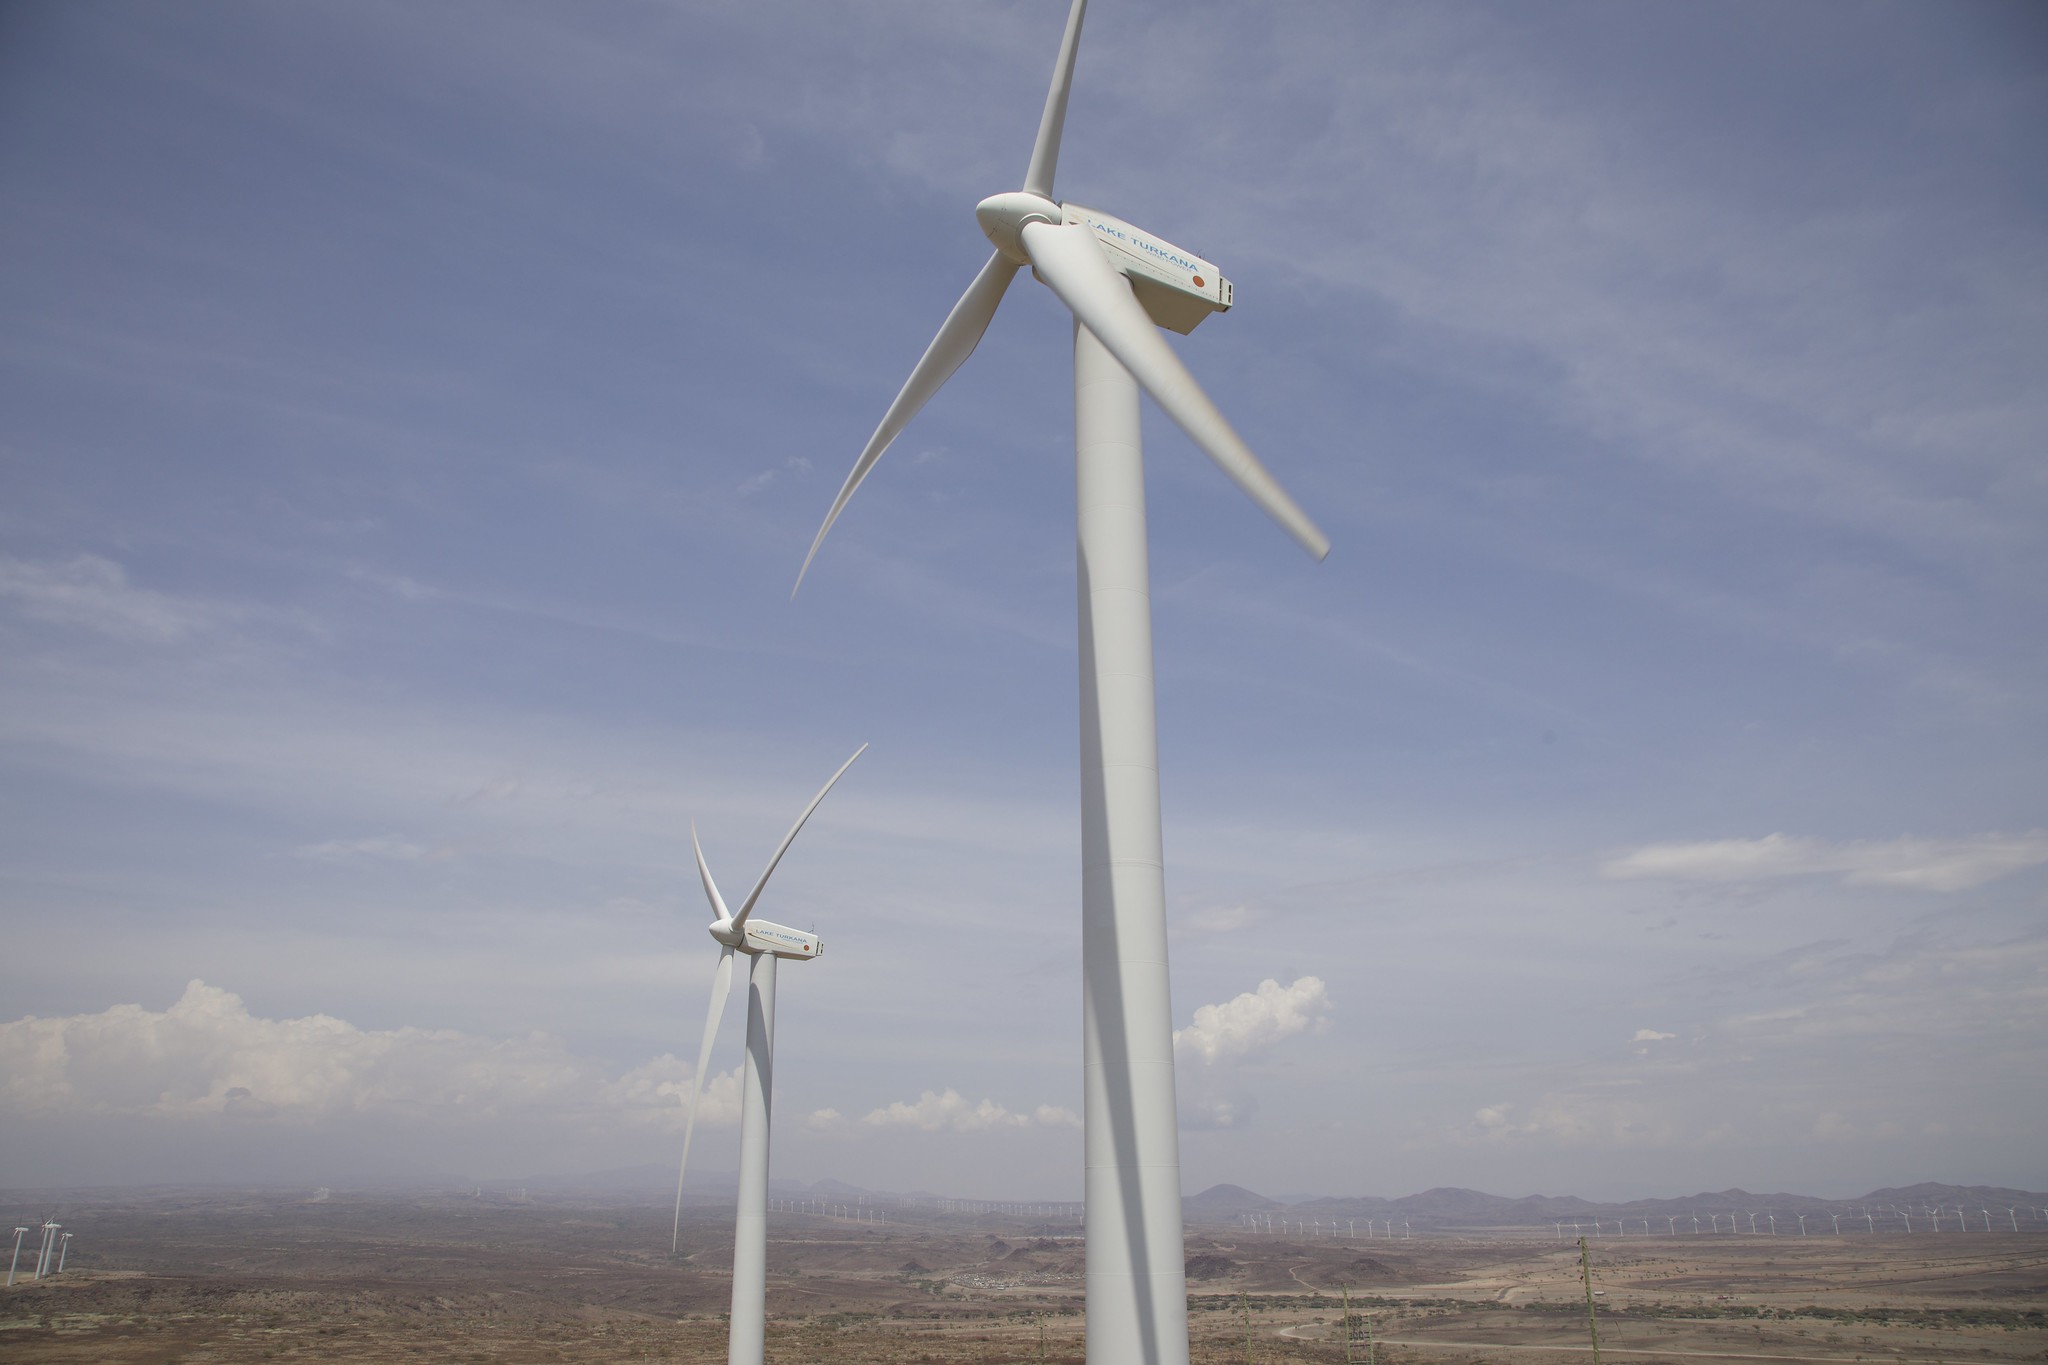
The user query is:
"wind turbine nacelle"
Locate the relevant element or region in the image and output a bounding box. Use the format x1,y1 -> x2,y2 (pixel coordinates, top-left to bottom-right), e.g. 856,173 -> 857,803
741,918 -> 822,960
1066,204 -> 1232,335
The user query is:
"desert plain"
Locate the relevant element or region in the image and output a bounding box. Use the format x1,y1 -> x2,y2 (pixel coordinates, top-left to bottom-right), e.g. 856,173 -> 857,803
2,1190 -> 2043,1363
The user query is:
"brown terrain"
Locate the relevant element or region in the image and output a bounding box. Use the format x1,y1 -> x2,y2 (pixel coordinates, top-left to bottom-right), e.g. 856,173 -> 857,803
2,1190 -> 2042,1363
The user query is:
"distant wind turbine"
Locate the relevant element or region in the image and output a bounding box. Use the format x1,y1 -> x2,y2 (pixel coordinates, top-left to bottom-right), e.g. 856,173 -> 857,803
669,745 -> 866,1365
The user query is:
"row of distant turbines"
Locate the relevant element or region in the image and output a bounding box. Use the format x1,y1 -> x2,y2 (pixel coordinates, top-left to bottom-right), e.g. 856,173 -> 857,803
667,1 -> 1329,1364
1237,1215 -> 1411,1240
1553,1205 -> 2048,1239
757,1198 -> 1088,1229
6,1222 -> 72,1285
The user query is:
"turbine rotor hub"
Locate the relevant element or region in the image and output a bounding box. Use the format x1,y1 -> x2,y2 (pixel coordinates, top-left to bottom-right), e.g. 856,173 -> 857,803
976,191 -> 1061,264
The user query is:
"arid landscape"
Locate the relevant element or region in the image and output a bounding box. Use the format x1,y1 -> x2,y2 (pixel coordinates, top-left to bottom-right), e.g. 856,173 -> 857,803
3,1188 -> 2042,1363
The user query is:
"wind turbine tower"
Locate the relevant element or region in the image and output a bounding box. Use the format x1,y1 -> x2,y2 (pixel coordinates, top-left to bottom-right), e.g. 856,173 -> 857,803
669,746 -> 866,1365
6,1228 -> 26,1287
797,3 -> 1327,1362
35,1222 -> 60,1280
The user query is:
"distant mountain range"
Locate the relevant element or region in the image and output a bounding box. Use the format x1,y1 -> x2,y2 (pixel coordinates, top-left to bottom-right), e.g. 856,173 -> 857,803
1183,1181 -> 2048,1229
497,1166 -> 2046,1231
18,1166 -> 2040,1232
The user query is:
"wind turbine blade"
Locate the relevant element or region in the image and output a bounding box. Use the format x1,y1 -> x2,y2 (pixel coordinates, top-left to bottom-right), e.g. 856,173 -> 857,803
794,254 -> 1020,596
1020,219 -> 1331,560
691,823 -> 731,925
731,743 -> 869,930
672,945 -> 735,1255
1021,0 -> 1089,200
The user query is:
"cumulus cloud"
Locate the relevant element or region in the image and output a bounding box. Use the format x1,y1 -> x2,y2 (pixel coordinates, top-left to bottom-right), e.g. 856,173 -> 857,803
1600,831 -> 2048,892
850,1089 -> 1075,1134
1173,977 -> 1330,1066
1632,1029 -> 1676,1043
0,981 -> 736,1128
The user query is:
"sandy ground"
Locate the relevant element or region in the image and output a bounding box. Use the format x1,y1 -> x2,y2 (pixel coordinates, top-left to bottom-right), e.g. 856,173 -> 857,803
2,1192 -> 2040,1362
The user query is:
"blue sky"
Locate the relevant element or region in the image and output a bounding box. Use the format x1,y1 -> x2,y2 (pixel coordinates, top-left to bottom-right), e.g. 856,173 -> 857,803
2,0 -> 2044,1202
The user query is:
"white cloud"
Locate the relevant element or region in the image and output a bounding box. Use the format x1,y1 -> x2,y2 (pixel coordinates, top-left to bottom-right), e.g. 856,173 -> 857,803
855,1089 -> 1072,1134
1175,904 -> 1256,938
1456,1090 -> 1677,1150
1180,1097 -> 1251,1131
734,456 -> 813,497
1632,1029 -> 1676,1043
1451,934 -> 2048,1154
1600,831 -> 2048,892
1033,1104 -> 1081,1129
0,555 -> 227,643
292,835 -> 441,863
603,1057 -> 743,1130
1173,977 -> 1330,1066
0,980 -> 737,1129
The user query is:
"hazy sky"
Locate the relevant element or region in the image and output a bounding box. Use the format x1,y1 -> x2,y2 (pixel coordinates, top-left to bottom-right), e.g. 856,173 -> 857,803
2,0 -> 2044,1202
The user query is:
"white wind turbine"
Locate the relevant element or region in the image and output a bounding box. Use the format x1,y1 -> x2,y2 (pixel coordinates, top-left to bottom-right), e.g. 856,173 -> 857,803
669,745 -> 866,1365
795,4 -> 1326,1362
